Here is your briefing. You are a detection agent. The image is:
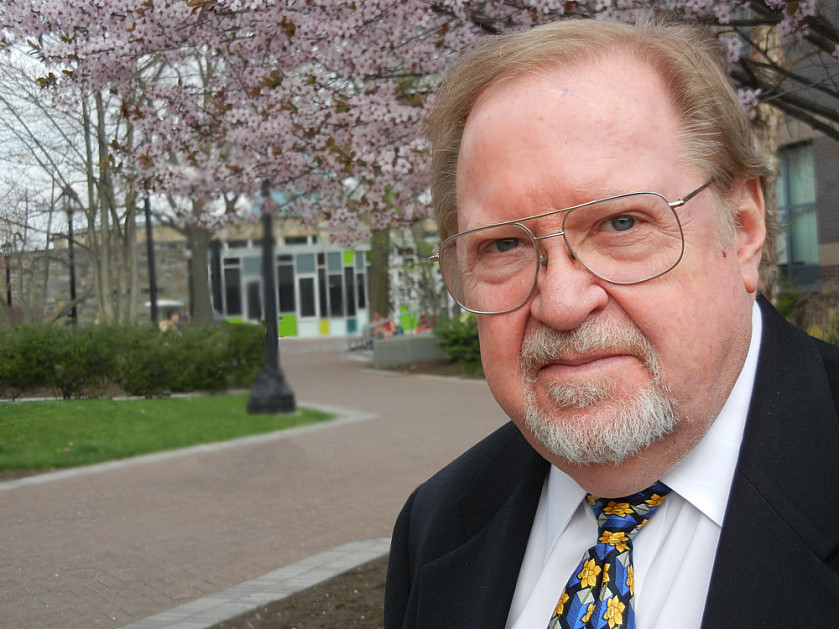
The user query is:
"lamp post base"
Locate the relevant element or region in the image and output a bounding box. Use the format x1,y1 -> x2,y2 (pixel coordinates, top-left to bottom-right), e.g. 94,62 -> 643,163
247,366 -> 296,414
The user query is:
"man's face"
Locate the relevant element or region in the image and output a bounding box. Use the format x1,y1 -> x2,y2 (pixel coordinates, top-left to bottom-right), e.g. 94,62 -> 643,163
455,55 -> 764,493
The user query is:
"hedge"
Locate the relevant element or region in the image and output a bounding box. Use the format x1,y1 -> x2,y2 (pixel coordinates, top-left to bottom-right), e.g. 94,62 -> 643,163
0,322 -> 266,400
433,313 -> 483,375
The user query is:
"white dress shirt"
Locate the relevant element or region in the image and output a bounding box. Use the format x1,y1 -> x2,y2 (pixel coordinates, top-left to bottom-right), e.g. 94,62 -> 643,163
506,303 -> 763,629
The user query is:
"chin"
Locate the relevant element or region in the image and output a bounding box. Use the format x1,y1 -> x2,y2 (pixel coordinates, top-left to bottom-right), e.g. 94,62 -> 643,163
522,382 -> 679,466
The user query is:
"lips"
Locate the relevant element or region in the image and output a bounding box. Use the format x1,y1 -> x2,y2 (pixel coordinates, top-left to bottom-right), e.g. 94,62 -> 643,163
538,353 -> 641,380
542,352 -> 630,368
519,320 -> 659,383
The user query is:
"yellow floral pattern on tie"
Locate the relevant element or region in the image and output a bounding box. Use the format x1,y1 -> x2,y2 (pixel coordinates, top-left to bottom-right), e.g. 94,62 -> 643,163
578,558 -> 602,588
604,596 -> 626,628
603,501 -> 634,517
553,591 -> 570,617
645,493 -> 667,508
599,530 -> 630,552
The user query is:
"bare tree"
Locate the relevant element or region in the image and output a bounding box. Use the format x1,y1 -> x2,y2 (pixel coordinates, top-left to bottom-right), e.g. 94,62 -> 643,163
0,54 -> 143,324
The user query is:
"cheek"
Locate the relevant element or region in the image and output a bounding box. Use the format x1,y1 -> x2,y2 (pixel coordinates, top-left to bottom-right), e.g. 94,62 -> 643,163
477,316 -> 521,365
613,271 -> 742,392
657,255 -> 744,343
477,315 -> 529,408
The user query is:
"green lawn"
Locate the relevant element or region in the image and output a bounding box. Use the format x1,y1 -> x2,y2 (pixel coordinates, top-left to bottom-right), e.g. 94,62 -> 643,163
0,395 -> 332,472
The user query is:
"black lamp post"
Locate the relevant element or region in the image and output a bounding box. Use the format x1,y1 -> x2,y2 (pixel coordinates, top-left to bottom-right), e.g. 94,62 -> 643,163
65,196 -> 78,324
247,180 -> 296,414
2,240 -> 11,308
143,181 -> 159,324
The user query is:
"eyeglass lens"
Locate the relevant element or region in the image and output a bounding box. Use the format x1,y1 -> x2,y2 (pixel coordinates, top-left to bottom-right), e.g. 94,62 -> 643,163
437,193 -> 684,314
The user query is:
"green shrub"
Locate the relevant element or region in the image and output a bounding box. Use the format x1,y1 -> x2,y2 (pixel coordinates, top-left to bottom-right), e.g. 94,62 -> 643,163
773,284 -> 804,322
807,306 -> 839,346
0,324 -> 115,399
216,322 -> 265,387
0,324 -> 57,398
433,313 -> 483,375
170,326 -> 230,393
0,322 -> 266,399
112,324 -> 183,397
777,280 -> 839,347
111,323 -> 265,396
51,325 -> 114,399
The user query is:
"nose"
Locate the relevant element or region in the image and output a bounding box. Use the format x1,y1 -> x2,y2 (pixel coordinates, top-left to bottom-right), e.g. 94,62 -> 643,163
528,238 -> 609,330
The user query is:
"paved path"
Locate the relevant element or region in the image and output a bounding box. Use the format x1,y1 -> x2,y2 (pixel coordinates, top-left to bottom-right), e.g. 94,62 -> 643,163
0,338 -> 508,628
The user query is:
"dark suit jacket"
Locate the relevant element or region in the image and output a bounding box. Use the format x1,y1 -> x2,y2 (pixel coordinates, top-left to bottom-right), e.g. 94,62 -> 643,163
385,297 -> 839,628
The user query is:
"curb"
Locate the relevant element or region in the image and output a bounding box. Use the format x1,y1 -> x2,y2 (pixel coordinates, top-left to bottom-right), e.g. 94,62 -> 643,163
120,538 -> 391,629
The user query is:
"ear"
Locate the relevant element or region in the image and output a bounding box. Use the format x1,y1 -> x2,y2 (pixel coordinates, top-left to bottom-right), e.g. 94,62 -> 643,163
732,178 -> 766,294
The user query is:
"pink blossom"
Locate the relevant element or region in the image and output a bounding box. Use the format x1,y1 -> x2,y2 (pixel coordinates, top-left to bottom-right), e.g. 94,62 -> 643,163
737,87 -> 762,120
0,0 -> 831,241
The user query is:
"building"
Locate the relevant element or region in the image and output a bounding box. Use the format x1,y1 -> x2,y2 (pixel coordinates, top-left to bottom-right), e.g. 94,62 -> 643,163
209,228 -> 371,338
776,121 -> 839,287
2,215 -> 375,339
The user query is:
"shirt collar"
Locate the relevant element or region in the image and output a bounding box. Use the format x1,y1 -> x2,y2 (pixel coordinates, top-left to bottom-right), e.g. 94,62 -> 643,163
545,300 -> 763,535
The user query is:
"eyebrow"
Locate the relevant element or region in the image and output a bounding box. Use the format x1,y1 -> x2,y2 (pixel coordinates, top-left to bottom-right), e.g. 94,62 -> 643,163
454,181 -> 713,237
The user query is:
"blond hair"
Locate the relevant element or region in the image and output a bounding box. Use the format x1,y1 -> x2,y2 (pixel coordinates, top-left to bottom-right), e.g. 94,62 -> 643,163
427,18 -> 775,242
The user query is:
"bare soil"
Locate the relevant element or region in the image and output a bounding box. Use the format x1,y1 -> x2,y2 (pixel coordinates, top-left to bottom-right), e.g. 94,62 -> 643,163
210,555 -> 388,629
386,356 -> 482,378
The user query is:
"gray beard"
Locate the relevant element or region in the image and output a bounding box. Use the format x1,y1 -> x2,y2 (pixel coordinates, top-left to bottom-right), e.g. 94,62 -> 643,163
519,319 -> 679,466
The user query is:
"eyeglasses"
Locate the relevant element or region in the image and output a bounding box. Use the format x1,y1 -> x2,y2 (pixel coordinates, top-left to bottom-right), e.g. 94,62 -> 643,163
429,182 -> 713,315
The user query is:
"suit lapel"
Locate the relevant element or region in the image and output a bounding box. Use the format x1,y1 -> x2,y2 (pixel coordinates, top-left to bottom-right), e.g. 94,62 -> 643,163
414,427 -> 548,628
702,298 -> 839,625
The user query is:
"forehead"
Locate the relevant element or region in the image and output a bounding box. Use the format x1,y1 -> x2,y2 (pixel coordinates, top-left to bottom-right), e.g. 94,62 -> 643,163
455,55 -> 686,228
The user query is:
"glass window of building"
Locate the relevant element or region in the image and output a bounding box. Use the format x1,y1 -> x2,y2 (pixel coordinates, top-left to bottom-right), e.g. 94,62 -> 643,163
299,277 -> 316,317
224,266 -> 242,316
278,262 -> 295,313
345,267 -> 356,316
246,280 -> 262,321
776,143 -> 818,268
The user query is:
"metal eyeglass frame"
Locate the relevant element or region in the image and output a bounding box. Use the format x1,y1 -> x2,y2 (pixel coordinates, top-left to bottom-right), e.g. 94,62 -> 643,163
429,181 -> 714,315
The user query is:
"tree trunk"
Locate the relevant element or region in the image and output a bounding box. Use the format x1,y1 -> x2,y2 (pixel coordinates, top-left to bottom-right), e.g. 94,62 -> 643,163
119,187 -> 138,322
36,191 -> 53,322
187,222 -> 215,327
96,92 -> 132,322
368,227 -> 391,321
83,94 -> 114,322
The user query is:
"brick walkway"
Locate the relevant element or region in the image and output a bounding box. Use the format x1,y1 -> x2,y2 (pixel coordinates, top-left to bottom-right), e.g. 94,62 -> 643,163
0,338 -> 508,628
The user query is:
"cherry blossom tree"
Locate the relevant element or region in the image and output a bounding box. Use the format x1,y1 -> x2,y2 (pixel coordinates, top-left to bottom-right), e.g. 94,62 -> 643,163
1,0 -> 836,319
7,1 -> 832,235
1,0 -> 479,322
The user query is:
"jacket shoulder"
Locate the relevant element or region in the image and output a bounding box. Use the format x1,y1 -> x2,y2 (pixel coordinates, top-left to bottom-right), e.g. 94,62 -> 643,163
395,422 -> 546,559
385,423 -> 547,628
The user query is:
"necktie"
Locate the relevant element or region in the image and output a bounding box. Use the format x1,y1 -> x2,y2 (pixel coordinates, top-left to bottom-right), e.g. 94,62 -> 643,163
549,481 -> 671,629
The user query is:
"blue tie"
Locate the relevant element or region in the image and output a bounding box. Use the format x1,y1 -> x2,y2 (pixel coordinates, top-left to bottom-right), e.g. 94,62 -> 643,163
548,482 -> 671,629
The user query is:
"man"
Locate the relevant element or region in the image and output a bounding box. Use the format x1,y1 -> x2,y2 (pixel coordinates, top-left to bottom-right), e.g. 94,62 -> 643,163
385,17 -> 839,629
